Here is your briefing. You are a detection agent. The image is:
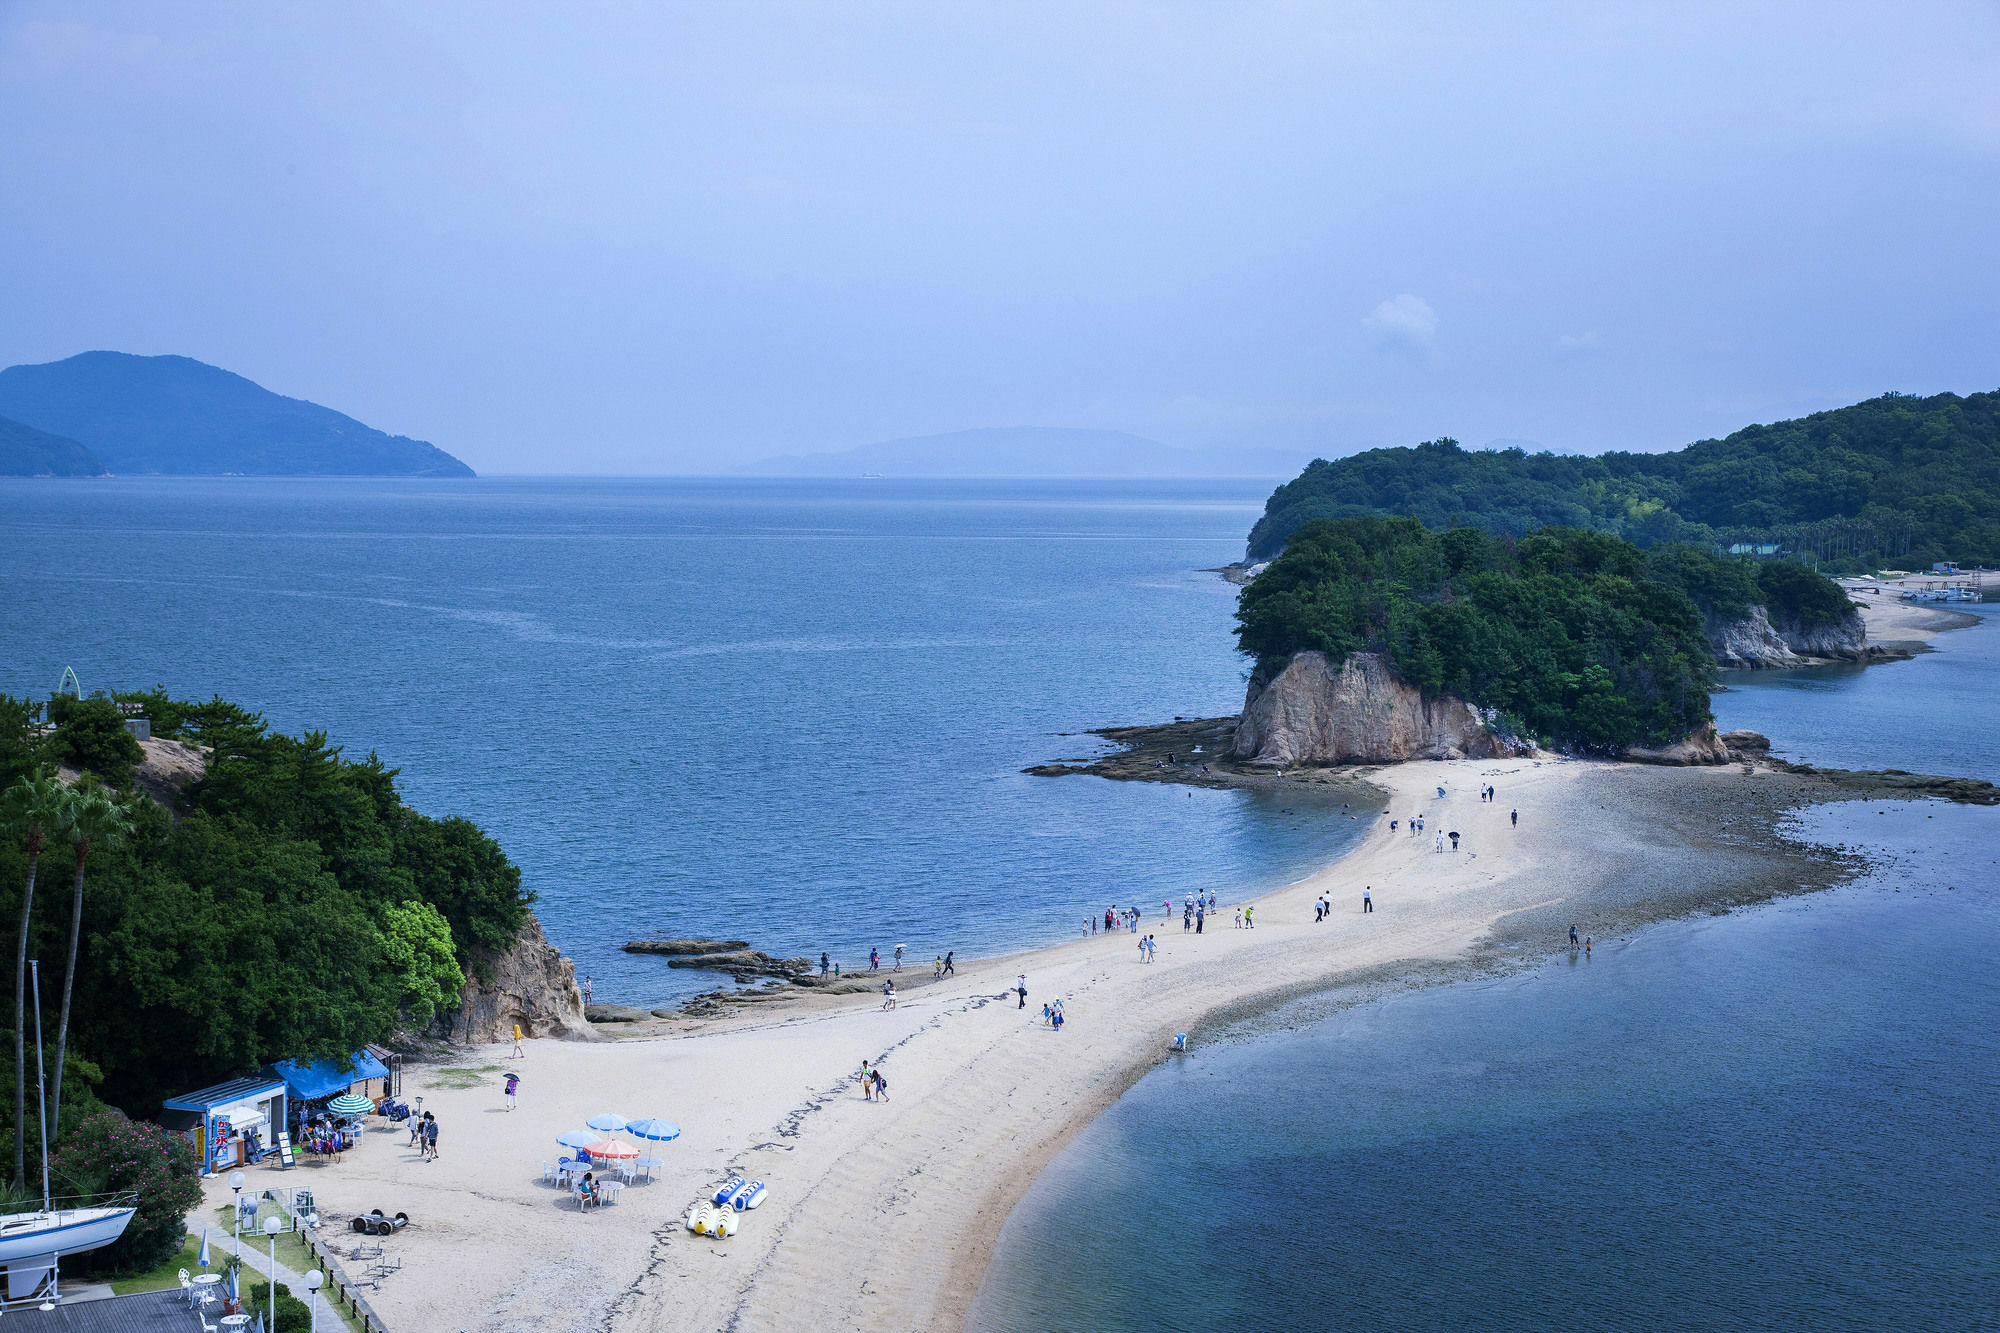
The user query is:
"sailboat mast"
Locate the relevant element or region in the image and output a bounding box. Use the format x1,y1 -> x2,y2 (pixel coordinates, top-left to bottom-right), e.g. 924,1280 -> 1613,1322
30,960 -> 49,1213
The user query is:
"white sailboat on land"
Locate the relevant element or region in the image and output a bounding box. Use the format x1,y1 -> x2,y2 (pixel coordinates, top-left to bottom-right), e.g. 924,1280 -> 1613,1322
0,960 -> 135,1306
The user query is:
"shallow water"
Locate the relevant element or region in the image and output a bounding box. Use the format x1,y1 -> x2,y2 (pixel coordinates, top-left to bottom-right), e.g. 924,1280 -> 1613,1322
970,801 -> 2000,1333
0,476 -> 1366,1004
1712,604 -> 1998,780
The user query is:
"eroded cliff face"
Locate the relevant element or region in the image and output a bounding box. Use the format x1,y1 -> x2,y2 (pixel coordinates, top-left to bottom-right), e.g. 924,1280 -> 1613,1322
1707,605 -> 1873,668
443,912 -> 596,1044
1232,651 -> 1534,766
1777,611 -> 1872,660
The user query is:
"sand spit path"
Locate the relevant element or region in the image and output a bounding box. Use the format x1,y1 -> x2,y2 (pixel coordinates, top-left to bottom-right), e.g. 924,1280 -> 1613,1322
207,758 -> 1851,1333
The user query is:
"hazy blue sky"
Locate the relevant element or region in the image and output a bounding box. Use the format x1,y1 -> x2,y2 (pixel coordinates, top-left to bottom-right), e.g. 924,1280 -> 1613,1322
3,2 -> 1995,474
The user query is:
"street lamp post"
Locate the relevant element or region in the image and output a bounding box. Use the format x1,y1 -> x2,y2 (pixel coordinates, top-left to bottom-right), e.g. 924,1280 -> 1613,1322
305,1269 -> 324,1332
229,1171 -> 246,1256
262,1215 -> 281,1327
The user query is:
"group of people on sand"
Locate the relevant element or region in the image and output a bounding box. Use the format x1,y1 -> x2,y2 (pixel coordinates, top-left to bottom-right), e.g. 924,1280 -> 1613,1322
1041,998 -> 1066,1030
858,1058 -> 891,1101
1315,887 -> 1373,919
409,1110 -> 441,1162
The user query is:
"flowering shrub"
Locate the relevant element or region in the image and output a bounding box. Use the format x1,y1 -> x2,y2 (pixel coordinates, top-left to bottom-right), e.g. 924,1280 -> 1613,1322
51,1109 -> 202,1272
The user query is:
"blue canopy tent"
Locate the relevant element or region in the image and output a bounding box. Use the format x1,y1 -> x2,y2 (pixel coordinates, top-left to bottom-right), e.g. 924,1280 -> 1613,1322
272,1050 -> 390,1103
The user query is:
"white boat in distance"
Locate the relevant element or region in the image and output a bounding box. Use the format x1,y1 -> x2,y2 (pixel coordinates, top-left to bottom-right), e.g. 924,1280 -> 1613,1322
0,1203 -> 135,1265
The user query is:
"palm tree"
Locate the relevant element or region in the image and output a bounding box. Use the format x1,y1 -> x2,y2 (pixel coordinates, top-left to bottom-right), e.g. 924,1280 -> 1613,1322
2,772 -> 70,1188
50,790 -> 132,1136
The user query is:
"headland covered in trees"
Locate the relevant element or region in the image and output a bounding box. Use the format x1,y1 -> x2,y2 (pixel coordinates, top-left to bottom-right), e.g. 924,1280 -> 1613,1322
1,688 -> 533,1128
1246,389 -> 2000,570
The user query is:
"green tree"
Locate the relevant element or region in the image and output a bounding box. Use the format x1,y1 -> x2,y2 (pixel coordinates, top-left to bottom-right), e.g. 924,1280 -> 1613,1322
47,696 -> 144,789
379,899 -> 465,1028
2,772 -> 69,1188
50,790 -> 134,1134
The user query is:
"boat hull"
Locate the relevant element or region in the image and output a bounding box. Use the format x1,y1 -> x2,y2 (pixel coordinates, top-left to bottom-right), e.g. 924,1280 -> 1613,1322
0,1206 -> 136,1265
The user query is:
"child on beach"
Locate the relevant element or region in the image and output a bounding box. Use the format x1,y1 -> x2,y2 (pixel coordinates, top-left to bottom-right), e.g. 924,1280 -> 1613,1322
873,1069 -> 889,1101
860,1059 -> 873,1099
511,1024 -> 524,1059
504,1072 -> 519,1111
1234,909 -> 1243,928
882,980 -> 896,1009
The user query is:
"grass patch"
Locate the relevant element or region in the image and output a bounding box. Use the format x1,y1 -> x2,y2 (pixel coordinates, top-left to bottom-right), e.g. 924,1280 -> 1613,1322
421,1062 -> 510,1090
107,1235 -> 202,1295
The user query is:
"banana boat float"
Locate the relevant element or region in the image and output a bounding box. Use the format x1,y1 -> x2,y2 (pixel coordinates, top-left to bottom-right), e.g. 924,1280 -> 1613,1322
710,1176 -> 769,1211
684,1200 -> 736,1237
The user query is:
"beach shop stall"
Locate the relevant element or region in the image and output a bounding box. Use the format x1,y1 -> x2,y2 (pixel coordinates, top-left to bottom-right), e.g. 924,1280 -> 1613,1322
274,1050 -> 399,1157
273,1049 -> 392,1108
160,1076 -> 289,1173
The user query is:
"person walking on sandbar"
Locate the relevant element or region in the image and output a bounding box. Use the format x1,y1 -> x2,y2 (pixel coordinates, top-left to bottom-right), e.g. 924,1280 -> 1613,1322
1017,975 -> 1028,1008
1363,887 -> 1372,913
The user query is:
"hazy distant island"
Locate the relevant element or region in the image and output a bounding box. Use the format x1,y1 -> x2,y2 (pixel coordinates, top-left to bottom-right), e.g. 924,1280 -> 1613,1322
1246,389 -> 2000,569
0,412 -> 106,477
0,350 -> 475,477
735,425 -> 1316,478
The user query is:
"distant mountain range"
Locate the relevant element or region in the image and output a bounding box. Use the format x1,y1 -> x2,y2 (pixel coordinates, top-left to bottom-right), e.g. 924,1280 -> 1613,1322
736,427 -> 1315,478
0,351 -> 474,477
0,413 -> 105,477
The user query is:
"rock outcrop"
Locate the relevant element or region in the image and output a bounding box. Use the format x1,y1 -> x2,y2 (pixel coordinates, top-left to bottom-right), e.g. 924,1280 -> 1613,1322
1707,606 -> 1809,669
1621,722 -> 1731,766
1232,651 -> 1534,766
1707,605 -> 1878,668
443,912 -> 596,1044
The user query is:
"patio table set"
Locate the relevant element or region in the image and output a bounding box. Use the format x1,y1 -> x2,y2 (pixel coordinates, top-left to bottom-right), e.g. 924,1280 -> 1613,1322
545,1114 -> 678,1209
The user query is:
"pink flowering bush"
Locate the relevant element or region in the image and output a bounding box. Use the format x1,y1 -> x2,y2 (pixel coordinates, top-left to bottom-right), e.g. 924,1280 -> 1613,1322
51,1109 -> 202,1272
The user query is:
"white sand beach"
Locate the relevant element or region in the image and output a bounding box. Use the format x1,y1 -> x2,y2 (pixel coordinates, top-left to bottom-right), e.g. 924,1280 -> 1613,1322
201,754 -> 1847,1333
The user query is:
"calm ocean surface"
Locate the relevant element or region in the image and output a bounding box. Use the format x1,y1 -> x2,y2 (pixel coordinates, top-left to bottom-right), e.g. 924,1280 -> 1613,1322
972,611 -> 2000,1333
0,476 -> 1362,1004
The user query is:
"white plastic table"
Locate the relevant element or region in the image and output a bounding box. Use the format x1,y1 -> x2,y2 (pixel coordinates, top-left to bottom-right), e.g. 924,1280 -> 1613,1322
220,1316 -> 251,1328
634,1156 -> 664,1180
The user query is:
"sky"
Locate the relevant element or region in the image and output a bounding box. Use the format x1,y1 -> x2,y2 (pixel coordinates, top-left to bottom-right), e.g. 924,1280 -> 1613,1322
2,1 -> 1996,475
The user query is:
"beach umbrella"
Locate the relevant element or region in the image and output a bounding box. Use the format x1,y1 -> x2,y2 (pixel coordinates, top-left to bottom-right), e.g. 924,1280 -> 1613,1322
585,1114 -> 629,1133
327,1093 -> 374,1116
197,1229 -> 211,1269
625,1118 -> 680,1142
555,1130 -> 596,1151
585,1139 -> 640,1160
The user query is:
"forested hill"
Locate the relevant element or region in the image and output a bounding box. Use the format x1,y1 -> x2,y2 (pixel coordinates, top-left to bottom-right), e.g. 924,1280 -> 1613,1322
0,689 -> 528,1115
1235,518 -> 1720,752
1246,390 -> 2000,570
0,352 -> 475,477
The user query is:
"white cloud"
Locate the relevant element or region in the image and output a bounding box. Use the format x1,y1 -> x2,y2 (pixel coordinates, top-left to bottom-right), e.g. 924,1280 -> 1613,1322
1364,294 -> 1437,349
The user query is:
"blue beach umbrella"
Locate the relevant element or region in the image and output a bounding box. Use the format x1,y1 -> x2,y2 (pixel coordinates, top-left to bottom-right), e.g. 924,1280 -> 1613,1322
555,1130 -> 595,1151
585,1114 -> 628,1133
625,1118 -> 680,1142
197,1229 -> 211,1269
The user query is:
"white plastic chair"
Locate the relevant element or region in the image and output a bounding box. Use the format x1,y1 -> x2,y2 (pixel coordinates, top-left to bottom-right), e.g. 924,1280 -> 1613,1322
540,1159 -> 556,1183
178,1269 -> 193,1304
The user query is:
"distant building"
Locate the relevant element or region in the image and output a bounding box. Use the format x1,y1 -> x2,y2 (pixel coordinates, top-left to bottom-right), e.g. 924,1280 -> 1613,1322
1933,561 -> 1960,574
1728,542 -> 1781,557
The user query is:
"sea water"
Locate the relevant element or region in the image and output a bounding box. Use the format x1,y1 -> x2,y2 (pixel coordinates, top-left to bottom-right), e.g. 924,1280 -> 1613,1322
0,476 -> 1365,1004
972,616 -> 2000,1332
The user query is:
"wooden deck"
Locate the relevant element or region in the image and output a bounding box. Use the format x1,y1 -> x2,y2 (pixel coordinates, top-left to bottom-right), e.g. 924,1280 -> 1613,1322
3,1289 -> 204,1331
